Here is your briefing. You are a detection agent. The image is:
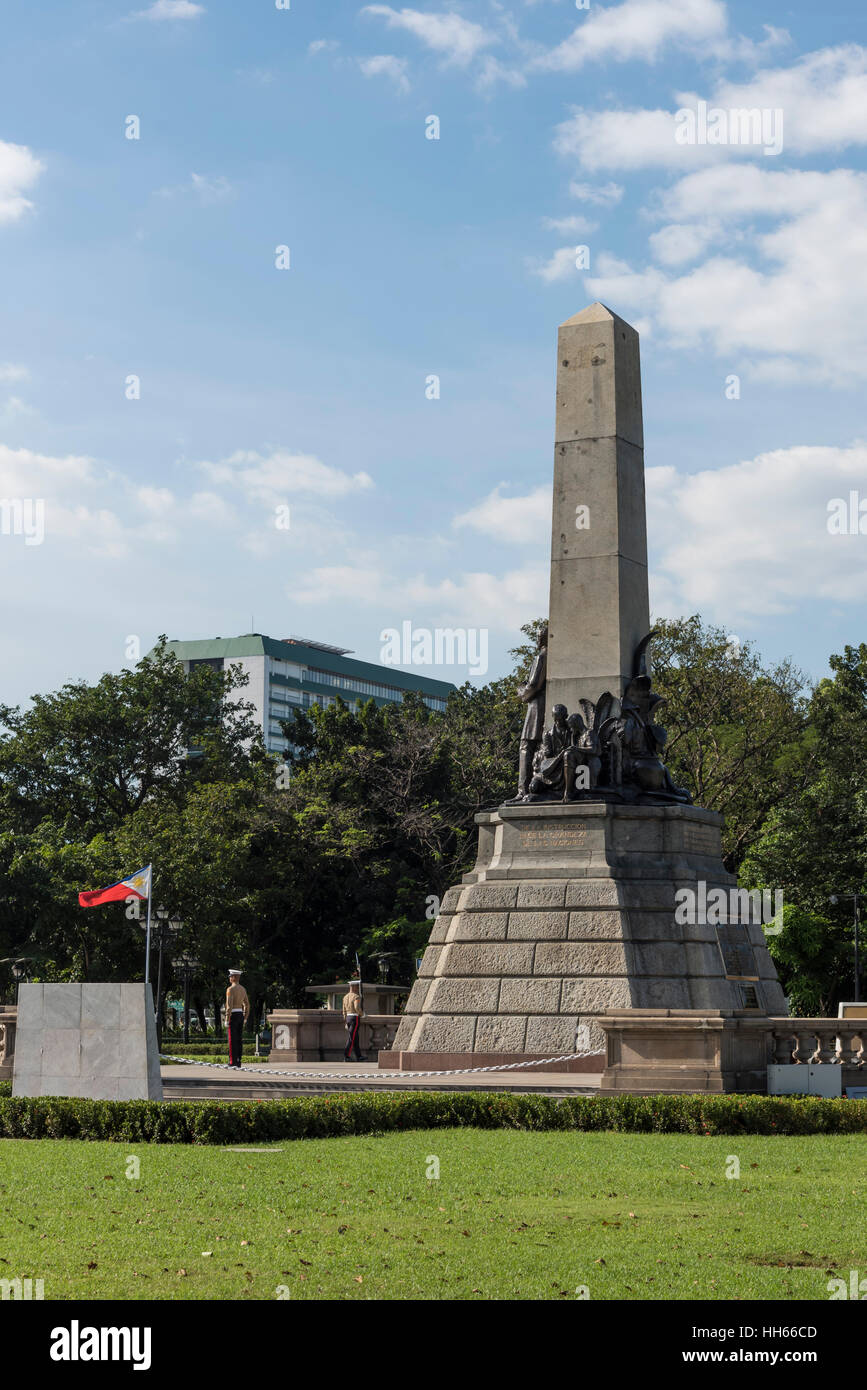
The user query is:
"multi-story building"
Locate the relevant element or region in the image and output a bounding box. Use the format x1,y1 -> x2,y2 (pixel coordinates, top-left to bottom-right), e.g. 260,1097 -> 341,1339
163,632 -> 455,756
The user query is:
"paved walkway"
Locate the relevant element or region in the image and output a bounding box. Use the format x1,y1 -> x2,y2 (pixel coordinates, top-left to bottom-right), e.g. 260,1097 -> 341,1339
161,1060 -> 603,1100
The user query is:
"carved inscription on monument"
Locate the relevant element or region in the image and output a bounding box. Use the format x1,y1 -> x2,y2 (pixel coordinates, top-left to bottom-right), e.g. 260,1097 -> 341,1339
683,824 -> 718,854
520,823 -> 587,850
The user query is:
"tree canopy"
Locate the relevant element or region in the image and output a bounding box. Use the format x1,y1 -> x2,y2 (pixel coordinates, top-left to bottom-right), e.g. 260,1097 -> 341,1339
0,620 -> 861,1019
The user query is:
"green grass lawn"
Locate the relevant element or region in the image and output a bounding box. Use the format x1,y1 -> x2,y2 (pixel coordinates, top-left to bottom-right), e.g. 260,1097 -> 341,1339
1,1130 -> 864,1300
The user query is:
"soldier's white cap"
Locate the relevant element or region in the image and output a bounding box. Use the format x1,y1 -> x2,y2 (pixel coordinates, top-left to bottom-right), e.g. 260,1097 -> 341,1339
228,968 -> 242,977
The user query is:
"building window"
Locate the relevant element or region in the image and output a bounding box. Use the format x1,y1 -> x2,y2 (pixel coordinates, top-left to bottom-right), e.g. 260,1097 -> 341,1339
306,666 -> 447,709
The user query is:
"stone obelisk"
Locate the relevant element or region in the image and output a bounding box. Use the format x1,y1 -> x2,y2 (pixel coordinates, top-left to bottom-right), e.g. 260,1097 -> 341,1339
384,304 -> 787,1082
546,304 -> 649,719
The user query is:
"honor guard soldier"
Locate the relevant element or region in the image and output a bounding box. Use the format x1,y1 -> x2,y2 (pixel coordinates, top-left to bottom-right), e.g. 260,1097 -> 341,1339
225,969 -> 250,1068
342,980 -> 365,1062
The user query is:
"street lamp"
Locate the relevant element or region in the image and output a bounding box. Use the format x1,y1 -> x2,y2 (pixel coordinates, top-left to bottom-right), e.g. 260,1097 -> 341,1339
176,952 -> 199,1044
829,892 -> 862,1002
0,957 -> 34,1002
153,911 -> 183,1049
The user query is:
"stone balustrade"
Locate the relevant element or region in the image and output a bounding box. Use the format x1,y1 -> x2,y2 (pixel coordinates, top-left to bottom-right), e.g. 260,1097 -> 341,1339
769,1019 -> 865,1068
599,1009 -> 866,1094
266,1009 -> 401,1063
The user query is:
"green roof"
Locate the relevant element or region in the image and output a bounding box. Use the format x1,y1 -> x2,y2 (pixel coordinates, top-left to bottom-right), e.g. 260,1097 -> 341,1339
162,634 -> 456,698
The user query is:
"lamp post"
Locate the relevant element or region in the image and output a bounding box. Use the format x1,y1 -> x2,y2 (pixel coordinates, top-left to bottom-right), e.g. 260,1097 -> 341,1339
0,957 -> 31,1003
154,911 -> 183,1050
829,891 -> 862,1002
177,953 -> 199,1044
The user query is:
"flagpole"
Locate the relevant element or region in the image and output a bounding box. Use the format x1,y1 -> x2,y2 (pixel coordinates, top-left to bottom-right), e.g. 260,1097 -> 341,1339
144,865 -> 153,987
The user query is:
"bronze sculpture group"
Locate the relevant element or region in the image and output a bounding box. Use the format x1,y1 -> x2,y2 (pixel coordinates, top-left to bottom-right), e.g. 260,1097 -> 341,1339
507,625 -> 691,805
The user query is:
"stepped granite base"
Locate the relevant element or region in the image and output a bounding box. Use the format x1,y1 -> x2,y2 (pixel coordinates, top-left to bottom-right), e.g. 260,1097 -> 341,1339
383,801 -> 787,1070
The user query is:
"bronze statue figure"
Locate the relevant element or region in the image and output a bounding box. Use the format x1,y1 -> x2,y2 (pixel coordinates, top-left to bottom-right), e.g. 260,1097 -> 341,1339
507,628 -> 692,806
506,623 -> 547,802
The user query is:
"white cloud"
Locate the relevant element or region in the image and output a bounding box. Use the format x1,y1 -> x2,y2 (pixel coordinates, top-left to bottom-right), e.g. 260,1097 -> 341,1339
158,173 -> 234,204
0,445 -> 124,556
529,246 -> 585,282
188,490 -> 236,526
309,39 -> 340,55
0,140 -> 44,225
404,566 -> 548,630
131,0 -> 205,19
197,449 -> 374,505
476,56 -> 527,90
190,173 -> 233,204
0,364 -> 29,383
648,221 -> 717,265
292,551 -> 548,633
0,396 -> 36,423
691,44 -> 867,156
294,564 -> 389,605
555,46 -> 867,173
652,163 -> 850,222
586,166 -> 867,381
536,0 -> 728,71
555,107 -> 708,173
0,439 -> 375,562
454,484 -> 551,544
359,54 -> 411,92
362,6 -> 495,65
136,486 -> 175,514
569,181 -> 623,206
647,444 -> 867,620
542,214 -> 597,235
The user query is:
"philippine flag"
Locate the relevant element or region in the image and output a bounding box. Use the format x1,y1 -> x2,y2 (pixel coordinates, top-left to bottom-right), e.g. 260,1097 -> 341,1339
78,864 -> 151,909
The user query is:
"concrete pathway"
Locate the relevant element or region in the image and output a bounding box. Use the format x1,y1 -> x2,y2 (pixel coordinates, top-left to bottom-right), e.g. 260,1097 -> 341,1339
160,1060 -> 602,1100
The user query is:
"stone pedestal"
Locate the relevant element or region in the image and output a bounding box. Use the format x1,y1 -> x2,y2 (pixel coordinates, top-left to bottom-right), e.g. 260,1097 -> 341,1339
12,983 -> 163,1101
598,1009 -> 775,1094
385,801 -> 787,1069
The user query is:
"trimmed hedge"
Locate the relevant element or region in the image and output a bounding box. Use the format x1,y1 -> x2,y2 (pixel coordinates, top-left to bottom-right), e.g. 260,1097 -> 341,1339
1,1091 -> 866,1145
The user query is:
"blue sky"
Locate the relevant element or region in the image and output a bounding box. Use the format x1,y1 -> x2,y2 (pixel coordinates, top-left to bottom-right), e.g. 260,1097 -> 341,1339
1,0 -> 866,706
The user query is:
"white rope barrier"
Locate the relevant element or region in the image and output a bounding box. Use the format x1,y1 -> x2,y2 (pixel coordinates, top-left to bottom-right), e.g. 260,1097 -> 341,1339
160,1050 -> 602,1082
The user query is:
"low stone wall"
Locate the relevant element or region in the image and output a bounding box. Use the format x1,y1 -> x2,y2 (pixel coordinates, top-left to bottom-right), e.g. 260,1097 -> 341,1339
0,1005 -> 17,1082
599,1009 -> 866,1094
267,1010 -> 400,1062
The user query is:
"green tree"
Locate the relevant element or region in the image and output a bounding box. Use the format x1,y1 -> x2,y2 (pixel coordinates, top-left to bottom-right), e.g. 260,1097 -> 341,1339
651,616 -> 809,870
0,638 -> 265,837
741,643 -> 867,1007
761,904 -> 855,1016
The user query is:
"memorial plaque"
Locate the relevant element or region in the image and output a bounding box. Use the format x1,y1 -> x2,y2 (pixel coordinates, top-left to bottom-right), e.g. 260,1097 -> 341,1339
838,1003 -> 867,1019
520,824 -> 587,850
715,924 -> 759,981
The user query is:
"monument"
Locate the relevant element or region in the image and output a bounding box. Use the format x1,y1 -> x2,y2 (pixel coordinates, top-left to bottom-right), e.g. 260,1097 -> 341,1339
12,983 -> 163,1101
382,304 -> 787,1079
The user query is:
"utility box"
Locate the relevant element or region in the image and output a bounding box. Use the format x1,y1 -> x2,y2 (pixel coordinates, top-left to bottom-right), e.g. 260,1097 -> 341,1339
767,1064 -> 842,1098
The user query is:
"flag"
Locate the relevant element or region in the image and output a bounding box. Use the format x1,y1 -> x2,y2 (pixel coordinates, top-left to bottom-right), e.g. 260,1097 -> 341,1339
78,865 -> 151,909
